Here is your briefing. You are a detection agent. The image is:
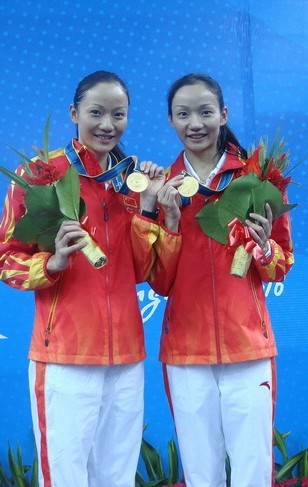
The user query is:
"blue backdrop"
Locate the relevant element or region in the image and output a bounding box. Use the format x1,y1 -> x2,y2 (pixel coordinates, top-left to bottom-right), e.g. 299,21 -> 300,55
0,0 -> 307,471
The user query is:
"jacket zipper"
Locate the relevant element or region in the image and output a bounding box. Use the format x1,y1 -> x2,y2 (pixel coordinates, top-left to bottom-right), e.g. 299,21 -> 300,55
209,239 -> 222,363
102,201 -> 113,364
249,273 -> 267,337
44,276 -> 62,346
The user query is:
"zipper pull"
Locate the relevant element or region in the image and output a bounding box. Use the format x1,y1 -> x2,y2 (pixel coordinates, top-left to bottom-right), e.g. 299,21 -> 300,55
44,327 -> 50,346
102,202 -> 109,221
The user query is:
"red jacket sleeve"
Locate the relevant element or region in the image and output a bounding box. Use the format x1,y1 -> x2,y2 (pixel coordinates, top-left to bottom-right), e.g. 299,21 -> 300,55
130,214 -> 182,290
0,181 -> 59,290
148,221 -> 182,296
253,196 -> 294,282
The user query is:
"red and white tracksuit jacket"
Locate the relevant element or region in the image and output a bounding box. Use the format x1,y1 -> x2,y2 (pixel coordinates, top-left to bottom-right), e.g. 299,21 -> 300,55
150,150 -> 294,365
0,140 -> 182,366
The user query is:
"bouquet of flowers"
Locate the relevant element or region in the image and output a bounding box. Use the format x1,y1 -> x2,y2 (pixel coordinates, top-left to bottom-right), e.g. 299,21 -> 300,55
0,117 -> 107,268
196,134 -> 297,278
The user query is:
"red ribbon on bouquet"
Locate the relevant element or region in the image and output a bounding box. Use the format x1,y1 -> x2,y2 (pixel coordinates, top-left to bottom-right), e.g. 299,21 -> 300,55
228,218 -> 266,267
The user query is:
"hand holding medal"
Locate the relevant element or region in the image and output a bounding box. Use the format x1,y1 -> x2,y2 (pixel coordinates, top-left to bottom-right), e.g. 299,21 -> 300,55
128,160 -> 166,198
124,155 -> 149,193
126,171 -> 149,193
178,175 -> 199,197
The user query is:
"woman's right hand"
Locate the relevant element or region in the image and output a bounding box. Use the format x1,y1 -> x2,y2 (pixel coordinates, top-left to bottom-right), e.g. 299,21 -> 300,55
157,175 -> 184,232
46,221 -> 88,274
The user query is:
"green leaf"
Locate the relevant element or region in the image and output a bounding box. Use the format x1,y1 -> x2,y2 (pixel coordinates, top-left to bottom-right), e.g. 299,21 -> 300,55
140,439 -> 165,481
196,173 -> 297,244
218,172 -> 259,220
168,439 -> 179,484
7,146 -> 36,171
0,164 -> 29,191
79,197 -> 86,219
25,184 -> 59,217
135,471 -> 148,487
195,200 -> 229,244
13,200 -> 66,252
275,202 -> 299,218
30,457 -> 39,487
13,185 -> 63,248
298,449 -> 308,478
36,223 -> 65,252
13,214 -> 43,245
0,463 -> 12,486
55,165 -> 81,220
275,451 -> 305,481
8,445 -> 26,487
274,428 -> 289,463
42,114 -> 52,163
251,179 -> 284,218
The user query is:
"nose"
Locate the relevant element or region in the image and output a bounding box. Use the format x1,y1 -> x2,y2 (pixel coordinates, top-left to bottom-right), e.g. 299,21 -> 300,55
188,113 -> 203,130
99,114 -> 113,131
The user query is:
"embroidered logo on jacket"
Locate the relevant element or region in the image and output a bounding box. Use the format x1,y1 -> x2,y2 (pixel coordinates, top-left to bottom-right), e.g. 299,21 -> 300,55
123,195 -> 138,213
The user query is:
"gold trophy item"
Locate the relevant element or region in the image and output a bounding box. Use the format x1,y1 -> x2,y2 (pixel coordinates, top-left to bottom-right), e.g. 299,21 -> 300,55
178,176 -> 199,197
126,172 -> 149,192
78,232 -> 108,268
230,245 -> 252,278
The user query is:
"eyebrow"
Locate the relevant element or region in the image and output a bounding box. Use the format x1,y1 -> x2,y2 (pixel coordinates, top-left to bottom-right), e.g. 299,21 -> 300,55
88,103 -> 128,110
173,103 -> 214,109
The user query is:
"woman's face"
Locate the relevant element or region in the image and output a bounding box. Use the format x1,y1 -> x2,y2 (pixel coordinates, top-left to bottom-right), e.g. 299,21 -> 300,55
70,82 -> 129,165
169,82 -> 228,159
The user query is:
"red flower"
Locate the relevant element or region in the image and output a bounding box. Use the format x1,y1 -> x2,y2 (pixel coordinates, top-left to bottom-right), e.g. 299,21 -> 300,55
241,142 -> 292,194
23,159 -> 61,185
241,145 -> 263,177
263,165 -> 291,194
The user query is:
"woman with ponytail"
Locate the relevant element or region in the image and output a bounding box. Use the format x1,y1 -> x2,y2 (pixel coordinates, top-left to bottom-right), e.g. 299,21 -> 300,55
151,73 -> 294,487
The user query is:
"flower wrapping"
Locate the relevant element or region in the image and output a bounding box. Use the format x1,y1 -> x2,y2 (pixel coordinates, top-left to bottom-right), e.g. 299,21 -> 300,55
196,135 -> 298,277
0,117 -> 107,268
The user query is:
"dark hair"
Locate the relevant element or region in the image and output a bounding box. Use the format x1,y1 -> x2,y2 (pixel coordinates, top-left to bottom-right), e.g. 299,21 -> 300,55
73,71 -> 130,161
167,73 -> 247,159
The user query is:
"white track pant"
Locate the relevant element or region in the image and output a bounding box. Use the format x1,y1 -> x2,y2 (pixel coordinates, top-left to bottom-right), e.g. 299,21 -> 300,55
29,361 -> 144,487
166,359 -> 276,487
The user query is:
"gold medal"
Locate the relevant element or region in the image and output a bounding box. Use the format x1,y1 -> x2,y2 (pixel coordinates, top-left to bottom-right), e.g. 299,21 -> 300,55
126,172 -> 149,192
178,176 -> 199,197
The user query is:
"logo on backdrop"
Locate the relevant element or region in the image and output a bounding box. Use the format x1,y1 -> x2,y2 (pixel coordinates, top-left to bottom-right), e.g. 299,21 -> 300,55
137,283 -> 285,323
0,282 -> 285,338
137,288 -> 167,323
263,282 -> 284,298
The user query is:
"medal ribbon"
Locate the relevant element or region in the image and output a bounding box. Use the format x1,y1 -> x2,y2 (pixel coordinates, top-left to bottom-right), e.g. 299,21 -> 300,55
65,140 -> 140,194
179,169 -> 235,206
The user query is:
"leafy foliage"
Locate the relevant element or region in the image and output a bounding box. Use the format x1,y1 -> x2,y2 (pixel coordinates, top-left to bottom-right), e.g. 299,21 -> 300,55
274,428 -> 308,484
136,426 -> 183,487
196,135 -> 298,245
0,445 -> 38,487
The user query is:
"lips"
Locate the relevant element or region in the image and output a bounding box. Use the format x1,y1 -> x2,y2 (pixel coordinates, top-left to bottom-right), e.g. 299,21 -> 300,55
188,133 -> 207,140
95,134 -> 114,141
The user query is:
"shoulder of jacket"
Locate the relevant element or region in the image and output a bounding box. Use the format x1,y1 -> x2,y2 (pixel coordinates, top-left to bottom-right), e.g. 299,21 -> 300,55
48,148 -> 66,159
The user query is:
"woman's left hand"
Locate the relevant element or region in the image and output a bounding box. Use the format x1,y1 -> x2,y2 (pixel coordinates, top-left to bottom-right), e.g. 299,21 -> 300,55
245,203 -> 273,254
139,161 -> 165,211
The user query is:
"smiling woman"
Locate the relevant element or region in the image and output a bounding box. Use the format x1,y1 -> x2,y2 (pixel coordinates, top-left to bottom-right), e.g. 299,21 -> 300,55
69,81 -> 129,169
168,83 -> 228,180
0,70 -> 182,487
151,72 -> 295,487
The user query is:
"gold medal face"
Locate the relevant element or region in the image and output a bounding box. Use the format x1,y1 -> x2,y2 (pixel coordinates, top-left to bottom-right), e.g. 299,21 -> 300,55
178,176 -> 199,197
126,172 -> 149,192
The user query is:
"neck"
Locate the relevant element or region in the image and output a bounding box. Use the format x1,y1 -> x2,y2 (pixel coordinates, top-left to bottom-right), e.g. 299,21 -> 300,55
97,154 -> 109,172
185,149 -> 221,180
